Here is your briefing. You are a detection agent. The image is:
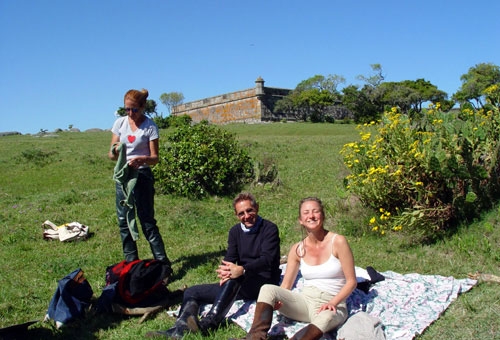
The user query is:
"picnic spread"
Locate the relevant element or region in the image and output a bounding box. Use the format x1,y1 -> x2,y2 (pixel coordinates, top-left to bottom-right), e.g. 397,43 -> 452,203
194,265 -> 478,340
33,220 -> 483,339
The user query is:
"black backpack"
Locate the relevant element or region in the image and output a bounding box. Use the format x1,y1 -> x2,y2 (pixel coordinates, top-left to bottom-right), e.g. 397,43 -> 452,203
104,259 -> 173,307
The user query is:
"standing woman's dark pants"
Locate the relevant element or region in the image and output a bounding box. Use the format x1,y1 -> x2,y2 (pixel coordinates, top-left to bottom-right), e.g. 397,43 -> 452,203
116,167 -> 169,263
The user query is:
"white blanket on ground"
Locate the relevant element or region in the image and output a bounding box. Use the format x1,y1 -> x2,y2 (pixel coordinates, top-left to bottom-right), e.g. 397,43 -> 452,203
207,267 -> 477,340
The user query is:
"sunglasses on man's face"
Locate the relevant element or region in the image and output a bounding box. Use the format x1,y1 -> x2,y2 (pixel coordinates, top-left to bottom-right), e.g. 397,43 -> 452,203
236,208 -> 256,218
124,107 -> 139,113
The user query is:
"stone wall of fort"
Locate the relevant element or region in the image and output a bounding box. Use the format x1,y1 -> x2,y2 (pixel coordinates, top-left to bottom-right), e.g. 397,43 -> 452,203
173,77 -> 293,124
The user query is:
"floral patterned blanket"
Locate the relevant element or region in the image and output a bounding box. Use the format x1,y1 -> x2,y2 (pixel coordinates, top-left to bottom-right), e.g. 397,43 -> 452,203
216,267 -> 477,340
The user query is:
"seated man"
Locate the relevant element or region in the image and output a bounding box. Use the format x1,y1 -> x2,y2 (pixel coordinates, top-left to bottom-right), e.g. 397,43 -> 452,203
147,192 -> 281,338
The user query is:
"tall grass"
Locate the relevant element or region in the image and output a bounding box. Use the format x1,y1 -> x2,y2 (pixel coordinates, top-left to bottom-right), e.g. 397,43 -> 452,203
0,124 -> 498,339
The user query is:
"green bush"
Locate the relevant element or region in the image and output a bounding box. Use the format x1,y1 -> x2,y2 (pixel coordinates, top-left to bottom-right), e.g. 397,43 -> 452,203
252,154 -> 281,189
153,121 -> 253,198
168,114 -> 192,128
152,115 -> 170,129
15,148 -> 58,167
152,114 -> 192,129
341,103 -> 500,240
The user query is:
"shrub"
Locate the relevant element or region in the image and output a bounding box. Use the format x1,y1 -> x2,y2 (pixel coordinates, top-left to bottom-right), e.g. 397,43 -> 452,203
153,121 -> 253,199
15,148 -> 58,167
168,114 -> 192,128
252,154 -> 281,189
152,116 -> 170,129
152,114 -> 192,129
341,103 -> 500,241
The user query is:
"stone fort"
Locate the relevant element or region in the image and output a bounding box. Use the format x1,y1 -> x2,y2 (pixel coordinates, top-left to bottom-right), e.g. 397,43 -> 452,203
172,77 -> 294,124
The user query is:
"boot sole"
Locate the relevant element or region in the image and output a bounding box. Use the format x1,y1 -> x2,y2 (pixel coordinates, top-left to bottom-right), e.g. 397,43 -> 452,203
186,316 -> 200,332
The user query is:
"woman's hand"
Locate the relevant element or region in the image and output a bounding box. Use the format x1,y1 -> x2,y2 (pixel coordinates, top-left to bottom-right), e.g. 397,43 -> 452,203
317,302 -> 337,314
108,138 -> 120,160
129,157 -> 146,169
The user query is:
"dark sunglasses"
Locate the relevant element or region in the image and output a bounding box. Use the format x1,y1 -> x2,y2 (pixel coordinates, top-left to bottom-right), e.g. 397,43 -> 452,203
124,107 -> 139,113
236,208 -> 256,217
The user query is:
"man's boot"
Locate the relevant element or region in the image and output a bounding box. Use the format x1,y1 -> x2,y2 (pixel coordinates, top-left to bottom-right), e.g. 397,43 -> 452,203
229,302 -> 274,340
145,299 -> 199,339
194,279 -> 241,334
289,324 -> 323,340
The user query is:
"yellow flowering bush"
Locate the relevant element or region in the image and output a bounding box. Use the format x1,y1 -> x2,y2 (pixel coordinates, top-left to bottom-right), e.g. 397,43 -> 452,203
341,102 -> 500,239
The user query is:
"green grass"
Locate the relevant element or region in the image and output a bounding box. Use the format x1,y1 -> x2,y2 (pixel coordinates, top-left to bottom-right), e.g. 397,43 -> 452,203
0,124 -> 498,339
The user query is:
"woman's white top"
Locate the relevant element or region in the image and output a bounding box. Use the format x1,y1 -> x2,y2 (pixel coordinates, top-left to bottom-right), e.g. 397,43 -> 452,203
299,233 -> 346,295
111,116 -> 158,165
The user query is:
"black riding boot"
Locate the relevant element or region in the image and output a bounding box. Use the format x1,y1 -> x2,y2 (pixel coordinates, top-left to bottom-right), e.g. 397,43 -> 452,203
145,298 -> 199,339
144,222 -> 171,265
194,279 -> 241,334
120,228 -> 139,262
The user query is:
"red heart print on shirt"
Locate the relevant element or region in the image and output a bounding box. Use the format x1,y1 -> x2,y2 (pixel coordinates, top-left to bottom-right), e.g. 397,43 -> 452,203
127,135 -> 136,143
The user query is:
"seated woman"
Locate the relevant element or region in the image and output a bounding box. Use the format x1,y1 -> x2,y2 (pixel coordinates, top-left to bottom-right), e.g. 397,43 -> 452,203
231,197 -> 357,340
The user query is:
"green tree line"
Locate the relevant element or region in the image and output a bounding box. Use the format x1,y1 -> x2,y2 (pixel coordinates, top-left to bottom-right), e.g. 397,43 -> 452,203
274,62 -> 500,123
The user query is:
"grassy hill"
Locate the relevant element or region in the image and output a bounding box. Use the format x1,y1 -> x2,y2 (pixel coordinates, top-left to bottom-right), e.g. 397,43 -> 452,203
0,123 -> 498,339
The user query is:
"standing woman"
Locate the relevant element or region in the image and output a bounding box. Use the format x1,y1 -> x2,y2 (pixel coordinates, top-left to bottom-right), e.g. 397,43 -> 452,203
108,88 -> 170,264
233,197 -> 356,340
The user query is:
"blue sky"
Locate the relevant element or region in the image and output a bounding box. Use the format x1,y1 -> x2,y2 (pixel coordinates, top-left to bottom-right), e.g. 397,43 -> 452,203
1,0 -> 499,134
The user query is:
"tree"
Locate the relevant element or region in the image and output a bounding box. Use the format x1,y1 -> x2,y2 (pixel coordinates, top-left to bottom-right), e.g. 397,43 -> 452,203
145,99 -> 158,116
348,64 -> 387,121
377,82 -> 419,114
115,99 -> 158,117
274,74 -> 344,122
377,79 -> 448,114
160,92 -> 185,116
357,63 -> 385,87
453,63 -> 500,109
341,84 -> 384,123
296,74 -> 345,93
401,79 -> 448,112
273,95 -> 301,120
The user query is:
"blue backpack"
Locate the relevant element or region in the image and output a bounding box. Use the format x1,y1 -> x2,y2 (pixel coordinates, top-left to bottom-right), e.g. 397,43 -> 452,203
44,268 -> 93,328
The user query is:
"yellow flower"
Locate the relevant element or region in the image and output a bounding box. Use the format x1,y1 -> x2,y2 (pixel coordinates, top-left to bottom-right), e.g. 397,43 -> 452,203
369,217 -> 376,224
361,133 -> 371,141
